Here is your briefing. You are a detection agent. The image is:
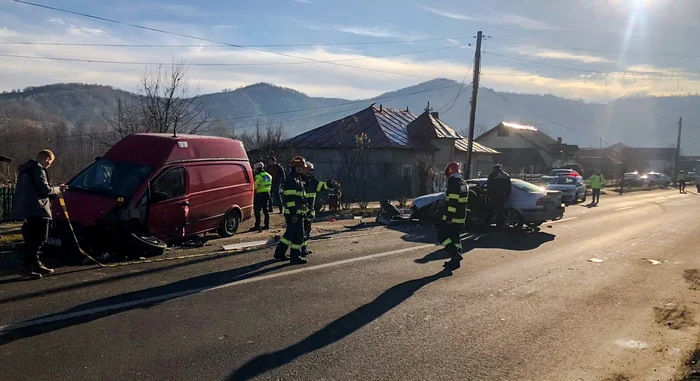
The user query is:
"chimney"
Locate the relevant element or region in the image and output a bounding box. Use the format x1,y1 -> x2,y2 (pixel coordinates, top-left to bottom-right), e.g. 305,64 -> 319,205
430,111 -> 439,120
379,104 -> 383,112
557,137 -> 563,144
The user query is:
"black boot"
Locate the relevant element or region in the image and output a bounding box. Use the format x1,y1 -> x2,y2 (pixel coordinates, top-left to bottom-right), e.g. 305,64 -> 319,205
274,244 -> 288,260
290,250 -> 307,265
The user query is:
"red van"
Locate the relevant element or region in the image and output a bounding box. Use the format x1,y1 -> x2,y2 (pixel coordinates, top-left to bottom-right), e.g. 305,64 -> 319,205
48,134 -> 253,255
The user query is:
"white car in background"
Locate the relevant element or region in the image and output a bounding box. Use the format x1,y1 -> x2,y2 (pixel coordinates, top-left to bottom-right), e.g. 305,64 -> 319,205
640,172 -> 671,187
545,175 -> 587,204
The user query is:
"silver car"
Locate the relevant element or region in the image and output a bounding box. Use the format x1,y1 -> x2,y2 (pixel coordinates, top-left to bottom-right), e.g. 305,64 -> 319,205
545,176 -> 586,204
411,179 -> 565,230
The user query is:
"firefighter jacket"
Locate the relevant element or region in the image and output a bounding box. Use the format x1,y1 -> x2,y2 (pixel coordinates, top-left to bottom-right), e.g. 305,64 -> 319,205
254,171 -> 272,193
441,175 -> 469,225
282,171 -> 308,216
302,175 -> 330,217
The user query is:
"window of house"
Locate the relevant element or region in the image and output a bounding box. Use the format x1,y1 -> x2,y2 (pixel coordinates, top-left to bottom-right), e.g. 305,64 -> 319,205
497,126 -> 510,137
152,167 -> 185,200
401,165 -> 412,179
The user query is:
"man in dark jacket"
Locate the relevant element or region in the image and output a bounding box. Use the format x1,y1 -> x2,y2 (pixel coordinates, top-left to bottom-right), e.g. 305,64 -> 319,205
13,150 -> 67,278
267,156 -> 286,214
437,162 -> 469,271
485,164 -> 512,227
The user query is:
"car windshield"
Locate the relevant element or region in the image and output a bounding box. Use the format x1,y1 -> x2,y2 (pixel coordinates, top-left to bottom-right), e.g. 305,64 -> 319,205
513,179 -> 545,193
549,177 -> 576,185
69,159 -> 153,198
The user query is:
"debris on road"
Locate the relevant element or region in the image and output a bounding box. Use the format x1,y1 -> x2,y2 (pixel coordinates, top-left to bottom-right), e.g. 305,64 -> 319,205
221,237 -> 280,251
646,259 -> 663,265
588,258 -> 604,263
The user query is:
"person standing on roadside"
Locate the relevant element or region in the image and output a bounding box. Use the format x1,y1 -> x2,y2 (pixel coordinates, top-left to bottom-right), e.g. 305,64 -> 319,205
485,164 -> 511,227
587,169 -> 605,204
267,156 -> 286,214
13,150 -> 68,279
678,170 -> 687,193
251,162 -> 272,231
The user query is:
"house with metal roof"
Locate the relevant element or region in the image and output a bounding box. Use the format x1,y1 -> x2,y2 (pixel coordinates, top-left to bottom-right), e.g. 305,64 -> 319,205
476,122 -> 578,174
282,104 -> 499,198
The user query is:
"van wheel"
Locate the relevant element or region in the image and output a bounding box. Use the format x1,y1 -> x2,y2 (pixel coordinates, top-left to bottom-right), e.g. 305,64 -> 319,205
218,210 -> 240,238
129,233 -> 167,257
501,208 -> 523,230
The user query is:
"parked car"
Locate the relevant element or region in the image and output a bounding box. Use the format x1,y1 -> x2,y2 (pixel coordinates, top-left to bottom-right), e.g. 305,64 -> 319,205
619,172 -> 642,187
410,179 -> 564,230
545,175 -> 587,204
541,168 -> 580,184
47,134 -> 254,256
640,172 -> 671,187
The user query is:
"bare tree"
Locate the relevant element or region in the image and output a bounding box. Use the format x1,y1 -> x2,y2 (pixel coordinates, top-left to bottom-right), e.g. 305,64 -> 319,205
105,62 -> 212,139
459,122 -> 487,139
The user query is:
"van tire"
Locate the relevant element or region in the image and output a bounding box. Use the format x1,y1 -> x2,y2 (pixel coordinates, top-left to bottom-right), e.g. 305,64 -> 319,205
129,233 -> 167,257
218,210 -> 240,238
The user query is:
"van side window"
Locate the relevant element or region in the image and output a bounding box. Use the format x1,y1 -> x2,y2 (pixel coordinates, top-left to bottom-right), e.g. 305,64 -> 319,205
153,167 -> 185,199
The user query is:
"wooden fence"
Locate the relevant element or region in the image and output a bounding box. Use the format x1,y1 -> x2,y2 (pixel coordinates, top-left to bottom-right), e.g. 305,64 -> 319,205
0,186 -> 16,223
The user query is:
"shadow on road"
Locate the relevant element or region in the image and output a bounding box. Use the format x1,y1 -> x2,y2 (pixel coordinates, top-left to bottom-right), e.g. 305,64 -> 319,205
0,258 -> 289,345
227,269 -> 450,381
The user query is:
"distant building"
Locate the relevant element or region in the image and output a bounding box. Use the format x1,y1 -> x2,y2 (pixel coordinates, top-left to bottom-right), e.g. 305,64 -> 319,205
475,122 -> 578,174
280,105 -> 500,198
574,143 -> 677,177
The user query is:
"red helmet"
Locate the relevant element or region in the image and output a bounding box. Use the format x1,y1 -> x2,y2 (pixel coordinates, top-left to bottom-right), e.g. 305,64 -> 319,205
289,156 -> 307,169
444,162 -> 461,177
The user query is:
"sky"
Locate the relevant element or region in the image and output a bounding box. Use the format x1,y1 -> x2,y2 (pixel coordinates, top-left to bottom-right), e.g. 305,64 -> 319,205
1,0 -> 700,102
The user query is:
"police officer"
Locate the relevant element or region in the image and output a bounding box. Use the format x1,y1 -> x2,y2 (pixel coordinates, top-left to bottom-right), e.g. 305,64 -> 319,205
274,156 -> 308,265
438,162 -> 469,271
586,169 -> 605,204
300,161 -> 336,256
485,163 -> 512,227
251,162 -> 272,231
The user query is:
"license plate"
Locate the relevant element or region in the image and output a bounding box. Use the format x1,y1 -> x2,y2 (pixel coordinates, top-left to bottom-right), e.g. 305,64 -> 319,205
46,237 -> 62,247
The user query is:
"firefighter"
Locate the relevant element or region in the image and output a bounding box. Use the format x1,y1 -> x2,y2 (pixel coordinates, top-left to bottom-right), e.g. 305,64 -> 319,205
485,163 -> 512,227
437,162 -> 469,271
300,162 -> 336,256
273,156 -> 309,265
251,162 -> 271,231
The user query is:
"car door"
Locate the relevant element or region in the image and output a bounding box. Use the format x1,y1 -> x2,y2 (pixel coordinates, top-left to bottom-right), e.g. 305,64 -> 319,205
147,167 -> 188,240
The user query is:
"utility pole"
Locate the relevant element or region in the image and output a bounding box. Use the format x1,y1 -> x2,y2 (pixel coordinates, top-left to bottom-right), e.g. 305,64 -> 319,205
599,137 -> 603,149
465,31 -> 483,179
673,117 -> 682,183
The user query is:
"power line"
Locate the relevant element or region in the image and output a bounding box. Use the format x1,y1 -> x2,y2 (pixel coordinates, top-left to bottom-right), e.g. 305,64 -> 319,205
0,43 -> 470,69
479,86 -> 607,142
437,57 -> 475,114
0,37 -> 471,48
11,0 -> 455,79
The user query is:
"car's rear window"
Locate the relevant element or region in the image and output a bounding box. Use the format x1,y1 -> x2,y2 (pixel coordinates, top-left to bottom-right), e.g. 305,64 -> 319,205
513,180 -> 545,193
550,177 -> 576,184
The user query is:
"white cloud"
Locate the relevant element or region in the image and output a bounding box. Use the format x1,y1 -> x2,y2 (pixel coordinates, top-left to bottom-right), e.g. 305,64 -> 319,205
48,18 -> 65,25
67,25 -> 105,37
333,25 -> 414,39
0,27 -> 18,38
417,5 -> 556,30
510,47 -> 614,64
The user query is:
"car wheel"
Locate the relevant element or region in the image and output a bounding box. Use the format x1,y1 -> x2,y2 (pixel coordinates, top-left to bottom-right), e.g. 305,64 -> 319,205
218,210 -> 241,238
128,233 -> 167,257
501,208 -> 523,230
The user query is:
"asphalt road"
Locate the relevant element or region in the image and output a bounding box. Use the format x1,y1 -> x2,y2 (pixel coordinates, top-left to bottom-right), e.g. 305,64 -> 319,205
1,189 -> 700,381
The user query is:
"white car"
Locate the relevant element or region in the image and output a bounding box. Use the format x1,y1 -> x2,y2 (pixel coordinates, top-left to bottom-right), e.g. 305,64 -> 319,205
411,179 -> 565,229
640,172 -> 671,187
545,176 -> 586,204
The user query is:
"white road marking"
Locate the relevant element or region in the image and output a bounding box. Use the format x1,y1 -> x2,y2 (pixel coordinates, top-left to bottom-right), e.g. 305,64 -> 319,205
615,206 -> 634,211
0,243 -> 438,333
548,217 -> 579,224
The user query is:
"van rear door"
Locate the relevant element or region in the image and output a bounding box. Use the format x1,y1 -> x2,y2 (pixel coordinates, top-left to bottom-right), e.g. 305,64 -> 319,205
147,167 -> 188,240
